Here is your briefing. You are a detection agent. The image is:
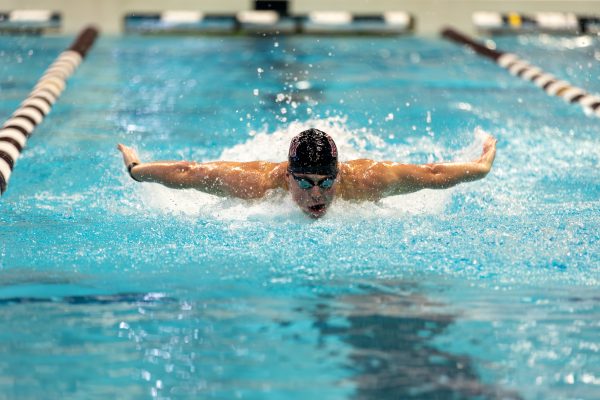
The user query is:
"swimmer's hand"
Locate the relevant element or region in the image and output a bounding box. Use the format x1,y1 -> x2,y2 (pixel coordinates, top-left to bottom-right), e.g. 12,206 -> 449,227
475,134 -> 497,172
117,143 -> 141,168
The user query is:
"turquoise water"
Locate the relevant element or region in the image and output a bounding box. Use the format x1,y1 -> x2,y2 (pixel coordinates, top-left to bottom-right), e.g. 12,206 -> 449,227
0,34 -> 599,399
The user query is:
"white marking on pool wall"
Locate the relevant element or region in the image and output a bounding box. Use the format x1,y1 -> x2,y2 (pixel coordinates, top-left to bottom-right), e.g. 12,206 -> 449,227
383,12 -> 411,28
442,27 -> 600,118
9,9 -> 52,22
237,10 -> 279,25
472,12 -> 503,29
0,26 -> 99,195
161,11 -> 204,24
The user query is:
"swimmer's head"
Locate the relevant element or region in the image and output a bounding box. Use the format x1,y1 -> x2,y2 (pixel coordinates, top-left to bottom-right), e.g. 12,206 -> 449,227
287,129 -> 339,218
288,129 -> 338,176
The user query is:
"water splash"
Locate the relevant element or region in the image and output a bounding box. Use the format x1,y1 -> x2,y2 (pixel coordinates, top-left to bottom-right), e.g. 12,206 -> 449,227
128,117 -> 486,221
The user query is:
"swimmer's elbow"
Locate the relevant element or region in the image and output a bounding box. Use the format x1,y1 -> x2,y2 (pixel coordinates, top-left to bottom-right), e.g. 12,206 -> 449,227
420,164 -> 449,189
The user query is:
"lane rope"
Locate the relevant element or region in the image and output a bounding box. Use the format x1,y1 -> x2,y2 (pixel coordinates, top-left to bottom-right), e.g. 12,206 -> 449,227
0,26 -> 99,196
441,27 -> 600,118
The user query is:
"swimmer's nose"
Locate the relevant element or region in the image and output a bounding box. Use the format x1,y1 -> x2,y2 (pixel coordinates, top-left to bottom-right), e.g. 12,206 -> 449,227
310,186 -> 323,199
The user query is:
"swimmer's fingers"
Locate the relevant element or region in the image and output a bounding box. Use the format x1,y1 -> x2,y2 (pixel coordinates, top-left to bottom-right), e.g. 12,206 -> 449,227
480,136 -> 497,167
117,143 -> 134,153
481,135 -> 497,154
116,144 -> 140,166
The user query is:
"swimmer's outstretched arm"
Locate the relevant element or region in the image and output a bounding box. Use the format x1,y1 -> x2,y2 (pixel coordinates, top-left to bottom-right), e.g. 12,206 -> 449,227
117,144 -> 286,199
344,134 -> 497,200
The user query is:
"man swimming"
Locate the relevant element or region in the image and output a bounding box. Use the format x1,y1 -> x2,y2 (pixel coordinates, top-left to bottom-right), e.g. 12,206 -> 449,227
117,128 -> 496,218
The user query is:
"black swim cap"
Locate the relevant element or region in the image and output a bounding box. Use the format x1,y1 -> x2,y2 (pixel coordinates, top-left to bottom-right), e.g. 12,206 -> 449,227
288,129 -> 338,176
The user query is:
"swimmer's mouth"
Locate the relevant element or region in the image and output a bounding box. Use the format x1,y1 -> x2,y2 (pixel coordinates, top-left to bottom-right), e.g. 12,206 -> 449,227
308,204 -> 326,213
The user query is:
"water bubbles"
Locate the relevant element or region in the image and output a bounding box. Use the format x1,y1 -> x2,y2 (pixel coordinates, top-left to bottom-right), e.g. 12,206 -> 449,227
253,89 -> 259,96
409,52 -> 421,64
379,49 -> 391,59
457,102 -> 473,111
126,124 -> 142,133
295,80 -> 311,90
257,67 -> 264,77
581,373 -> 600,385
385,113 -> 394,122
564,373 -> 575,384
141,370 -> 152,381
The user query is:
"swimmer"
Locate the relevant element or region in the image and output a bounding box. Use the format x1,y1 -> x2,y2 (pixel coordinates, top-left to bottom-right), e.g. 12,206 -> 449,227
117,128 -> 496,218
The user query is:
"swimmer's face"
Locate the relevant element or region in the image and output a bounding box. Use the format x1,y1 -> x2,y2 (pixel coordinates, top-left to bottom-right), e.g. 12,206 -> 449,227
287,172 -> 337,218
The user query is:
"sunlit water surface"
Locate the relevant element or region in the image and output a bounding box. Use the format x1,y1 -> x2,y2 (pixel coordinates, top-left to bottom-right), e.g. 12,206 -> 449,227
0,34 -> 599,400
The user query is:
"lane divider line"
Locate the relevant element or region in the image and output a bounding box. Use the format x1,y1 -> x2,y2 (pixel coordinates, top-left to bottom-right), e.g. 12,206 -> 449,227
441,27 -> 600,118
0,25 -> 99,196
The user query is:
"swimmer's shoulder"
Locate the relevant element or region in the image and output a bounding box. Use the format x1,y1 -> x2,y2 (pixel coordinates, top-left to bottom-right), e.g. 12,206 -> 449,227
260,161 -> 288,190
338,160 -> 385,201
339,159 -> 385,179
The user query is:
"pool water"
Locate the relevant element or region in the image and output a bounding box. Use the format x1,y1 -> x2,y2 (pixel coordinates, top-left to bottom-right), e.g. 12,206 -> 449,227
0,34 -> 599,399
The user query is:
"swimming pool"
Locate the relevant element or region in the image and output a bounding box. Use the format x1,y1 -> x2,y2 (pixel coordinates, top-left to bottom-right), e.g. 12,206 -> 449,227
0,33 -> 599,399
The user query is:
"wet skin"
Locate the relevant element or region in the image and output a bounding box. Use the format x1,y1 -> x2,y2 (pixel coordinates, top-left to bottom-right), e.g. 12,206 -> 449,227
286,172 -> 337,218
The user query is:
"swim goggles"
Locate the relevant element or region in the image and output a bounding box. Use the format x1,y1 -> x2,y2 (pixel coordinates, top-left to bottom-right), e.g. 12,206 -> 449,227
291,174 -> 335,190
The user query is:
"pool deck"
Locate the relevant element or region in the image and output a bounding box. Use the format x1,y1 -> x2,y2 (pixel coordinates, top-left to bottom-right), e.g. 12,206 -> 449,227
0,0 -> 599,35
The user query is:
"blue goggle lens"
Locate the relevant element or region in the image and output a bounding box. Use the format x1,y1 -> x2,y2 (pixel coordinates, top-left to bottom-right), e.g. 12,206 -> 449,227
295,176 -> 335,190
